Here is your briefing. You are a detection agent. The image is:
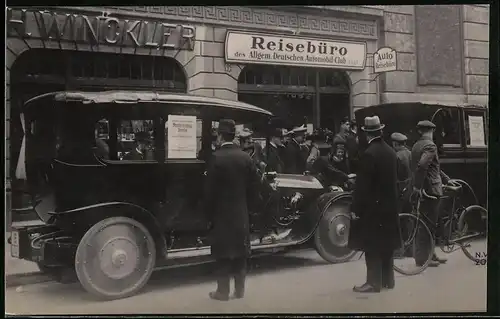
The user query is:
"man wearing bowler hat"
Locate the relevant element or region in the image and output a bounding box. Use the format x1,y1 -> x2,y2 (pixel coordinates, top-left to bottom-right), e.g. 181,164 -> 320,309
348,116 -> 401,293
411,120 -> 450,268
203,119 -> 261,301
284,124 -> 308,174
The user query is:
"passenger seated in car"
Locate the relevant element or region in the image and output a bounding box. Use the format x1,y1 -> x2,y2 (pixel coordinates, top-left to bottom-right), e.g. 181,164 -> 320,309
311,138 -> 350,187
123,131 -> 152,161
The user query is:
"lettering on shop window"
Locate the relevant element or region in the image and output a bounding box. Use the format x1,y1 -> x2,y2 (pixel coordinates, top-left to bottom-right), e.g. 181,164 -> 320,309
6,8 -> 196,50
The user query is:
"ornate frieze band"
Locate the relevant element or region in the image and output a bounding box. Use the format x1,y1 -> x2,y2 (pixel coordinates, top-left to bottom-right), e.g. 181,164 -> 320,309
107,6 -> 378,39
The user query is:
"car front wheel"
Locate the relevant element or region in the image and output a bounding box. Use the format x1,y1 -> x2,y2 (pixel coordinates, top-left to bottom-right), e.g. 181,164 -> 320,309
74,216 -> 156,300
314,197 -> 357,263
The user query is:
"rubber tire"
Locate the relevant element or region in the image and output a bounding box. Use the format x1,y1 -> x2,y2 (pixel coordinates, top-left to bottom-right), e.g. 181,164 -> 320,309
75,216 -> 156,300
393,213 -> 435,276
458,205 -> 488,263
314,198 -> 357,264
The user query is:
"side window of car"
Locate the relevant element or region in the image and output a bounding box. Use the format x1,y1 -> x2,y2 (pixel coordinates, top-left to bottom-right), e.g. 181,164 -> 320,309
439,108 -> 462,147
464,110 -> 487,148
117,120 -> 155,161
94,118 -> 110,160
164,113 -> 202,160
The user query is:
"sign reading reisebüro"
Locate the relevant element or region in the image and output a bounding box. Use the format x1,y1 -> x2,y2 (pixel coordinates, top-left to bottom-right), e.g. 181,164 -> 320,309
225,31 -> 367,70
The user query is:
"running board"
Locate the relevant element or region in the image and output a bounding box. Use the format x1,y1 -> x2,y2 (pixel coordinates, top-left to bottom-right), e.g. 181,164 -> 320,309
164,238 -> 305,260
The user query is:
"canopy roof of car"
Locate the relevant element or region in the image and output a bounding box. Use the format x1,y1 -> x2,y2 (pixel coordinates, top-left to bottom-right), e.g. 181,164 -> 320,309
24,91 -> 273,117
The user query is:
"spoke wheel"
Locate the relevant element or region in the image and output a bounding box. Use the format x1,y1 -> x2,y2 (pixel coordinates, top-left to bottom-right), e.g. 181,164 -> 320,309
314,198 -> 357,263
393,213 -> 434,276
75,217 -> 156,300
457,205 -> 488,263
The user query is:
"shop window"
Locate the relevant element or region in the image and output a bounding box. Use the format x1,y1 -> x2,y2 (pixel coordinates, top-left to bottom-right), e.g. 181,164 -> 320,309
164,110 -> 203,160
464,110 -> 488,148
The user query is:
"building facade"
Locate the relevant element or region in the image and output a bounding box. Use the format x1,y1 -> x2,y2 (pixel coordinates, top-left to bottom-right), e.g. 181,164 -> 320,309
6,5 -> 489,220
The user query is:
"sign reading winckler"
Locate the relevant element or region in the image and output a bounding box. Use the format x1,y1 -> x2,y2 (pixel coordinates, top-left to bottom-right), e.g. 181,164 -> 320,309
225,31 -> 366,70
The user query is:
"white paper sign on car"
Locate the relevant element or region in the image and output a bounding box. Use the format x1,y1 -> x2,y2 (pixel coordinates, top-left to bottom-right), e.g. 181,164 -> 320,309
468,116 -> 486,147
167,115 -> 197,158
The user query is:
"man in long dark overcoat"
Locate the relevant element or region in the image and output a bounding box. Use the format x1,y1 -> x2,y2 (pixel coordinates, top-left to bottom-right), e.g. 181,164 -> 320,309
264,128 -> 285,173
204,119 -> 261,301
283,125 -> 307,174
348,116 -> 401,293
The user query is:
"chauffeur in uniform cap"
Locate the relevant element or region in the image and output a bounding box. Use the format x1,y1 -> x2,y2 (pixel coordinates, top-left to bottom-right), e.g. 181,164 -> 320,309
348,115 -> 401,293
411,120 -> 450,267
239,128 -> 266,172
204,119 -> 261,301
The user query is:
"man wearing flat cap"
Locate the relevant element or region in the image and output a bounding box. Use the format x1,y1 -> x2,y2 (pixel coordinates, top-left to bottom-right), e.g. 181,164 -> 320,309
203,119 -> 261,301
283,124 -> 308,174
348,115 -> 401,293
411,120 -> 451,268
391,132 -> 412,195
123,131 -> 152,160
311,137 -> 350,187
238,128 -> 266,172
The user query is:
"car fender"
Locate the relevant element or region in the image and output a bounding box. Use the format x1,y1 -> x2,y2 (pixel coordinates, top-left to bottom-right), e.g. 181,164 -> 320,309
51,202 -> 168,260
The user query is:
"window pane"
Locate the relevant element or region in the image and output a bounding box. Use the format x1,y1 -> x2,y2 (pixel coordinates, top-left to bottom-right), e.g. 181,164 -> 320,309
117,120 -> 155,161
436,108 -> 461,146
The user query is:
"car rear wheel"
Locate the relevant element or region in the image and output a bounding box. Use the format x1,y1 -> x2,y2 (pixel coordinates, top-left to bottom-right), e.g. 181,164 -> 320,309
75,216 -> 156,300
314,198 -> 357,263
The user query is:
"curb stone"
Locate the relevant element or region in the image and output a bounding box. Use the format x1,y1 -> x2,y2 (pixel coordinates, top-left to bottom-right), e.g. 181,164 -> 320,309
5,272 -> 53,288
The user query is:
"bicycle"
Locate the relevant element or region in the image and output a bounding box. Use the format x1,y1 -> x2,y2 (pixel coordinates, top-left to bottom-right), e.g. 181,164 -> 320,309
393,182 -> 488,276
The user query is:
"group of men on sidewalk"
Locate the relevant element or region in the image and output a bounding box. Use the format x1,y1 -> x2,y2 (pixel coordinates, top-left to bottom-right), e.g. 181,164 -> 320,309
203,114 -> 451,300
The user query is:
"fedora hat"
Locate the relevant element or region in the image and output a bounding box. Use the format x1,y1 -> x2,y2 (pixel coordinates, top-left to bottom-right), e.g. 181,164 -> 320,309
292,124 -> 307,134
218,119 -> 236,134
361,116 -> 385,132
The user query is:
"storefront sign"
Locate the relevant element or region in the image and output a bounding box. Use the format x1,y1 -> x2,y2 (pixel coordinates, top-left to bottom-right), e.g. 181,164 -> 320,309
468,115 -> 486,147
7,8 -> 195,50
373,47 -> 397,73
225,31 -> 366,70
167,115 -> 197,159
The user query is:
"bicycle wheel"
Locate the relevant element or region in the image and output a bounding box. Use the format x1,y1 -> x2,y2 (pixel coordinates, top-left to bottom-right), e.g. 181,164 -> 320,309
457,205 -> 488,264
393,213 -> 435,276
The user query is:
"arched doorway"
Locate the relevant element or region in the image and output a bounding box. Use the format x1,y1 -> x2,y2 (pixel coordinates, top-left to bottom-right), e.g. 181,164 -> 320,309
9,49 -> 187,212
237,65 -> 350,131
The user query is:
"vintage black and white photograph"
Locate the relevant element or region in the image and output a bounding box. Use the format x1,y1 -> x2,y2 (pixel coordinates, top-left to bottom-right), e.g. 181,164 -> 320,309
5,5 -> 489,315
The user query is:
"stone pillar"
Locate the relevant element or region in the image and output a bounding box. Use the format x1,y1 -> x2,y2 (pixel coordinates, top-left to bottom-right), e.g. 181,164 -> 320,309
463,4 -> 489,106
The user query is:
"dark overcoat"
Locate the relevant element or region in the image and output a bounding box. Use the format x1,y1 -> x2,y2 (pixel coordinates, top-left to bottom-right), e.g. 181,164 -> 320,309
264,143 -> 285,173
348,137 -> 401,253
283,139 -> 306,174
204,143 -> 260,259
